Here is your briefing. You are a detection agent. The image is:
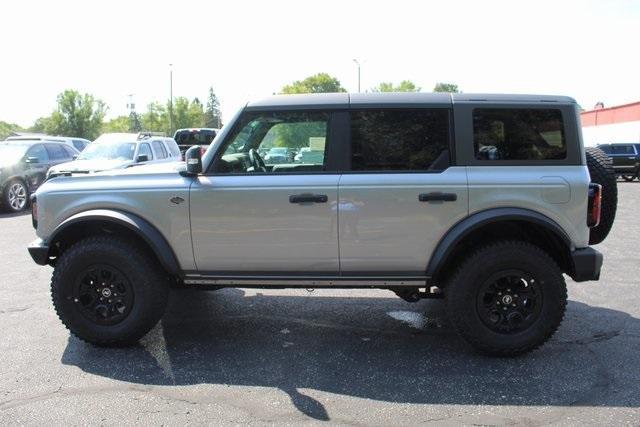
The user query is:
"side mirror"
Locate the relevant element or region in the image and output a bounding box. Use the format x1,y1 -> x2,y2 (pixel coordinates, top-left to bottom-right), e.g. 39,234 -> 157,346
136,154 -> 149,163
25,156 -> 39,164
184,145 -> 203,175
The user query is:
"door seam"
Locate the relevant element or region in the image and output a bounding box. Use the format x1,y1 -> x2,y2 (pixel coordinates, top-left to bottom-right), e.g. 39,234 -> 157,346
337,174 -> 343,275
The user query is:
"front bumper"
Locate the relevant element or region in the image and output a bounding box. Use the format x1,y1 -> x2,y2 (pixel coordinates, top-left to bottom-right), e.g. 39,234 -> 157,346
28,238 -> 50,265
571,247 -> 603,282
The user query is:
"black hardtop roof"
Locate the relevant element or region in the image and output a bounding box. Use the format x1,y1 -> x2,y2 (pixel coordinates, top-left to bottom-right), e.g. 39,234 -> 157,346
245,93 -> 577,110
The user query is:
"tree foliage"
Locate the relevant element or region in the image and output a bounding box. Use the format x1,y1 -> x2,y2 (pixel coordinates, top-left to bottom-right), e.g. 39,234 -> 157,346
129,111 -> 142,132
433,82 -> 460,93
371,80 -> 421,92
171,97 -> 205,131
40,90 -> 107,140
0,121 -> 23,140
102,116 -> 130,133
204,87 -> 223,128
141,102 -> 169,134
281,73 -> 346,94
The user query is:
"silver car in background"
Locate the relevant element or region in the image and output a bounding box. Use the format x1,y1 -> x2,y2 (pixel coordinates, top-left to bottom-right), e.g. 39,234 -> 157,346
46,133 -> 181,179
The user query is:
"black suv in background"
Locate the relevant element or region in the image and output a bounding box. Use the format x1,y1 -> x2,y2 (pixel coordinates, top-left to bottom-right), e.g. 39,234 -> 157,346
173,128 -> 219,157
598,143 -> 640,181
0,141 -> 78,212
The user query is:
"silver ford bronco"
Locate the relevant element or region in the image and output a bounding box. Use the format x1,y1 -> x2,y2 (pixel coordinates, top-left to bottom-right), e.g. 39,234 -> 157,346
27,93 -> 617,356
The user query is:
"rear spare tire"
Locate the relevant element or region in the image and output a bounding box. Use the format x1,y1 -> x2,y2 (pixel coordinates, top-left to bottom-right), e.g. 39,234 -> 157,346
585,147 -> 617,245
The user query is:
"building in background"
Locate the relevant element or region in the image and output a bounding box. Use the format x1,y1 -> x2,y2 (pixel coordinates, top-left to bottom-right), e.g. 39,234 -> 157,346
581,101 -> 640,147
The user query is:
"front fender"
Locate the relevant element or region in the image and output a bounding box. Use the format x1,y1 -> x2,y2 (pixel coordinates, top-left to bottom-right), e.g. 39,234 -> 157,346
44,209 -> 181,275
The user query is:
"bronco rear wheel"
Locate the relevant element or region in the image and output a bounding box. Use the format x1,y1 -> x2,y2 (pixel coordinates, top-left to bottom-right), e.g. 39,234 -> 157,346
51,236 -> 169,347
445,241 -> 567,357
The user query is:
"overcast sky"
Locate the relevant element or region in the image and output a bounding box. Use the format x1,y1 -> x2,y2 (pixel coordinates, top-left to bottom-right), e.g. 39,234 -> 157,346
1,0 -> 638,127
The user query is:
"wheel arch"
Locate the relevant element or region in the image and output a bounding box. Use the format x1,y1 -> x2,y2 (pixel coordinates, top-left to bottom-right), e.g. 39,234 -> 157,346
46,209 -> 180,276
427,208 -> 574,284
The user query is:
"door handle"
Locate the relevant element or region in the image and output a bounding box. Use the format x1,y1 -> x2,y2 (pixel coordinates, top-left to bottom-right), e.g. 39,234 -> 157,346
419,192 -> 457,202
289,194 -> 328,204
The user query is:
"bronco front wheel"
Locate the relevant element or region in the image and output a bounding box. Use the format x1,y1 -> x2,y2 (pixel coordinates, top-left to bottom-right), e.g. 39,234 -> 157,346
51,236 -> 169,347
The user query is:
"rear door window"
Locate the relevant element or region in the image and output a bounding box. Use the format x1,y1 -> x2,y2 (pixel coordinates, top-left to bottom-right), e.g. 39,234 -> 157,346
151,140 -> 168,159
473,108 -> 566,161
45,144 -> 69,161
349,109 -> 450,171
62,145 -> 77,158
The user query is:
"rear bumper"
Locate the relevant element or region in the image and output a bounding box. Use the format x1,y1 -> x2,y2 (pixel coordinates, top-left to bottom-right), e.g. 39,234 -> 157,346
28,238 -> 50,265
571,247 -> 603,282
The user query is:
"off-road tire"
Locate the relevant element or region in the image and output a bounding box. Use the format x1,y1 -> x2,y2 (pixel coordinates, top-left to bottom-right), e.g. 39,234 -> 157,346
445,241 -> 567,357
51,236 -> 169,347
585,147 -> 617,245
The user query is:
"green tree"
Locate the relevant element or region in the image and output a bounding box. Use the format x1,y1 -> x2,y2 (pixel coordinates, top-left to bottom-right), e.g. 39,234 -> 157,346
102,116 -> 130,133
141,102 -> 169,134
44,90 -> 107,140
371,80 -> 421,92
204,87 -> 222,128
433,82 -> 460,93
30,117 -> 52,133
172,97 -> 205,130
0,121 -> 23,140
281,73 -> 346,94
129,111 -> 142,132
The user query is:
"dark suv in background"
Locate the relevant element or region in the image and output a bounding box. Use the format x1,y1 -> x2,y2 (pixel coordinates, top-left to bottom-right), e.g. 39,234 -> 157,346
0,140 -> 78,212
173,128 -> 219,157
597,143 -> 640,181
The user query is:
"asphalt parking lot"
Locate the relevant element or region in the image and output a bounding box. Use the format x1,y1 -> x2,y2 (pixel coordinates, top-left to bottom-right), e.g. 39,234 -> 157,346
1,184 -> 639,425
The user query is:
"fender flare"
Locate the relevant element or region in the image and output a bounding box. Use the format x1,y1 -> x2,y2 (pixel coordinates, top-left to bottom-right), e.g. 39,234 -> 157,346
426,207 -> 572,278
48,209 -> 180,275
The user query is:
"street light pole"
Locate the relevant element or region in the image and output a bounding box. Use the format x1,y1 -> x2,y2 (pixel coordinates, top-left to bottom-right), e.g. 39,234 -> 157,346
169,63 -> 173,135
352,59 -> 361,93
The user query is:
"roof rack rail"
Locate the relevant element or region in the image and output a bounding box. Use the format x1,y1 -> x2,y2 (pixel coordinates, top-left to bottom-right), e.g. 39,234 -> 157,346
137,131 -> 165,140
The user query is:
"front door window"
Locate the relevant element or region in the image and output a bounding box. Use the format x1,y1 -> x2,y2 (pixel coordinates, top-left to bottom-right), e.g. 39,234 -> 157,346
212,111 -> 330,174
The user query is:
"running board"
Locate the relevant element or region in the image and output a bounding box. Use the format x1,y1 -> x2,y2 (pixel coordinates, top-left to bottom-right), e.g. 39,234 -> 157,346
182,275 -> 429,288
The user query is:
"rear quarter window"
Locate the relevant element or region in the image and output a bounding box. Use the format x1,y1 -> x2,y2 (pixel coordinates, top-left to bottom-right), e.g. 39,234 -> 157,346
473,108 -> 566,161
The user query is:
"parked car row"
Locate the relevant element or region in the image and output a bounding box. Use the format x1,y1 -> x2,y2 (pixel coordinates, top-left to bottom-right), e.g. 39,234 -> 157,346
5,133 -> 91,152
1,132 -> 181,212
0,140 -> 79,212
597,143 -> 640,181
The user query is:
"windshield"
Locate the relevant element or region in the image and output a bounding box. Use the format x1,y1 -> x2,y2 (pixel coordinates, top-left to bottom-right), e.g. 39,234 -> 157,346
78,142 -> 136,160
0,144 -> 28,165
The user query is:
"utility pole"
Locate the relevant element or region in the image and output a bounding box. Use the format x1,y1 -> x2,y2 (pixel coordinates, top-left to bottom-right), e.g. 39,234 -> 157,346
126,94 -> 135,113
169,64 -> 173,135
352,59 -> 361,93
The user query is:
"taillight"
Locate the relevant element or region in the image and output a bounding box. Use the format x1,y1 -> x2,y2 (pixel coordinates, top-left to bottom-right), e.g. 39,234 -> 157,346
587,183 -> 602,228
31,195 -> 38,229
